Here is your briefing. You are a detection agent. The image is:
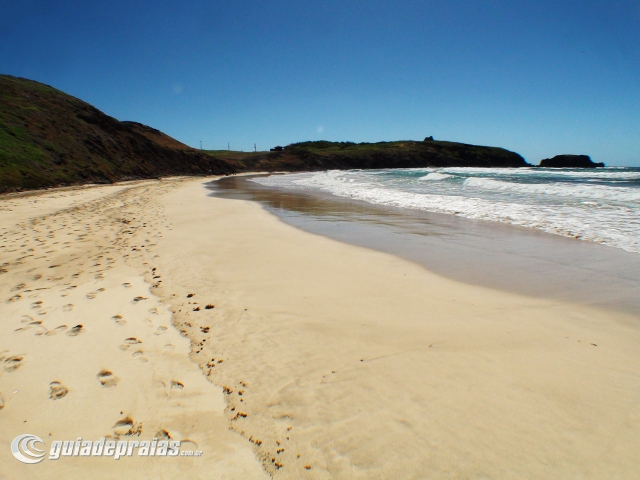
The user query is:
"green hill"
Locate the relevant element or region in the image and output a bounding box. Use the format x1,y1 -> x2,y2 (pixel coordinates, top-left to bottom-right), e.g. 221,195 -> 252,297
0,74 -> 235,192
212,139 -> 528,172
0,74 -> 529,193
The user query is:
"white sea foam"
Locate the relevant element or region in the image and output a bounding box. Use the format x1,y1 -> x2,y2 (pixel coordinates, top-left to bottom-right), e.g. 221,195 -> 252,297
463,177 -> 640,203
534,170 -> 640,180
440,167 -> 640,180
419,172 -> 452,181
252,168 -> 640,254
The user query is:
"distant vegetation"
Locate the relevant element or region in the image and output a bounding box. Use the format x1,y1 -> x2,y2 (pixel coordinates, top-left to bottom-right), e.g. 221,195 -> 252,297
0,74 -> 529,193
0,75 -> 234,192
204,139 -> 528,173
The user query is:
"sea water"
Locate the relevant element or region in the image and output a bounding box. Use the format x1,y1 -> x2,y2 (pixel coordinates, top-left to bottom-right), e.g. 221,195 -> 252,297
252,167 -> 640,254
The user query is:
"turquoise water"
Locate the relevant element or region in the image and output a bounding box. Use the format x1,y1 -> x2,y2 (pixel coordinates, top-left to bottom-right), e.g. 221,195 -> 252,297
253,167 -> 640,254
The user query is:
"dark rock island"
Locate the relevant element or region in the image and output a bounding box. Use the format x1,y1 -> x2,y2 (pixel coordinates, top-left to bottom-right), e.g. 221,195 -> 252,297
539,155 -> 604,168
1,74 -> 531,192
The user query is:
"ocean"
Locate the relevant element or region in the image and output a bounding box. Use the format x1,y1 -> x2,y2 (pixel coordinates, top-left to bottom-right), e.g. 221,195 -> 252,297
210,169 -> 640,314
251,167 -> 640,254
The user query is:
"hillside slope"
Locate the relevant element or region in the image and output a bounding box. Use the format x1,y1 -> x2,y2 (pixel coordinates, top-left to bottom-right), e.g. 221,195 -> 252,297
0,75 -> 235,192
1,75 -> 529,192
212,140 -> 528,172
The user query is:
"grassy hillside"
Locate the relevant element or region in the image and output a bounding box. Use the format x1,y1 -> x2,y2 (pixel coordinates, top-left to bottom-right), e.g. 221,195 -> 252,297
206,139 -> 529,172
0,74 -> 529,192
0,75 -> 235,192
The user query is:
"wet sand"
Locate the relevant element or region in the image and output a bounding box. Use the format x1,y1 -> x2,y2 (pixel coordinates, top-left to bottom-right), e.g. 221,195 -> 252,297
210,175 -> 640,316
2,176 -> 640,479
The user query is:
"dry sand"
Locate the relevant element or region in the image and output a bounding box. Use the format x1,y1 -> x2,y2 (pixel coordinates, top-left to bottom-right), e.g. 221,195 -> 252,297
2,177 -> 640,479
0,180 -> 267,479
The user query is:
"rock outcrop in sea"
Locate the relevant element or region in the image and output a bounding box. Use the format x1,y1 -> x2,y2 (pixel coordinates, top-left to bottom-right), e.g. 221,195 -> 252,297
539,155 -> 604,168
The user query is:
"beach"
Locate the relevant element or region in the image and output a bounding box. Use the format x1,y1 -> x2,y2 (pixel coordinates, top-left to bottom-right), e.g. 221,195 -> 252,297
2,176 -> 640,479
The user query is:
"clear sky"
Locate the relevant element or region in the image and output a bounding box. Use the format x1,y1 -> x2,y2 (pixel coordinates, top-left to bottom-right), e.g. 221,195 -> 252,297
1,1 -> 639,165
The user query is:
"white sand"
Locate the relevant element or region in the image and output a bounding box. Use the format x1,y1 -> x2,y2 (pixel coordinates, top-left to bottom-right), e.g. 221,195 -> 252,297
0,180 -> 267,479
2,177 -> 640,479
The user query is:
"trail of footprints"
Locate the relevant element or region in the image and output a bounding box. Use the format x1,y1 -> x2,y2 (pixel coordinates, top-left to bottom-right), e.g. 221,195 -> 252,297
1,183 -> 286,468
0,185 -> 179,440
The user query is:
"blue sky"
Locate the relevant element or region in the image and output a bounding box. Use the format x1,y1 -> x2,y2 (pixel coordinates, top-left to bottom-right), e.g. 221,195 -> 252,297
1,0 -> 639,165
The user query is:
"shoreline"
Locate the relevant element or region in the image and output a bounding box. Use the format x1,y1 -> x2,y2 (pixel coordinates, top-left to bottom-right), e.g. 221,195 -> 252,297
210,175 -> 640,316
2,176 -> 640,478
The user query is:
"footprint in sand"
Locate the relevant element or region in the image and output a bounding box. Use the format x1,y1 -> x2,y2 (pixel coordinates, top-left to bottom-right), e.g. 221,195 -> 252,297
97,370 -> 120,388
31,301 -> 43,309
62,304 -> 73,312
170,380 -> 184,391
112,315 -> 126,325
45,325 -> 68,336
86,288 -> 105,300
4,356 -> 24,372
49,381 -> 69,400
11,283 -> 26,292
20,315 -> 34,323
112,417 -> 140,436
148,307 -> 159,315
155,326 -> 168,335
122,283 -> 132,288
66,325 -> 84,336
15,321 -> 47,335
132,351 -> 148,362
119,338 -> 141,350
0,392 -> 4,410
163,344 -> 176,352
155,429 -> 172,440
15,319 -> 42,329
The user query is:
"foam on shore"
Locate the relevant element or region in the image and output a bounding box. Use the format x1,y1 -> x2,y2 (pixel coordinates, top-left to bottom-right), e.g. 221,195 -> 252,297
252,167 -> 640,253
